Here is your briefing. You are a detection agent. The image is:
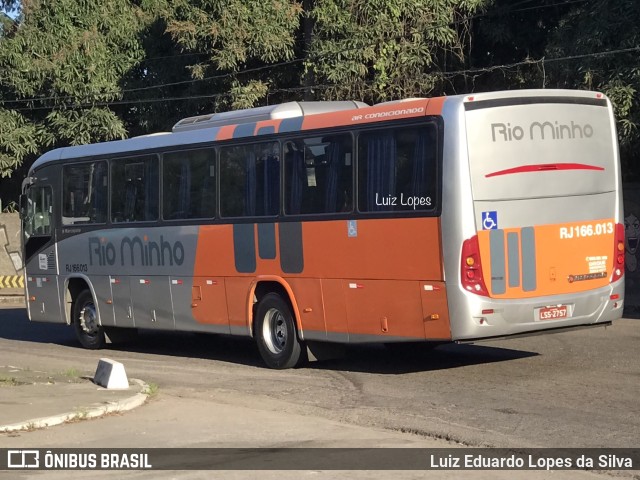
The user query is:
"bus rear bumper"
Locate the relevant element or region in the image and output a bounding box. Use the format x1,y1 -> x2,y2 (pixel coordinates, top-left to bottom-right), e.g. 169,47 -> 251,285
449,279 -> 624,341
455,321 -> 612,344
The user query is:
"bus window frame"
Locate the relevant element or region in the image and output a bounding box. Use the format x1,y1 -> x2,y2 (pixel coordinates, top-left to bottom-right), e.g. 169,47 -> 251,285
24,184 -> 54,238
355,121 -> 441,217
160,146 -> 217,222
218,139 -> 281,220
109,153 -> 160,225
282,131 -> 356,218
61,159 -> 109,226
44,116 -> 443,233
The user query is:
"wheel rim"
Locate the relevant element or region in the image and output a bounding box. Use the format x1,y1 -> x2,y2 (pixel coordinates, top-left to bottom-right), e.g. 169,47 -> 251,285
79,302 -> 99,337
262,307 -> 288,355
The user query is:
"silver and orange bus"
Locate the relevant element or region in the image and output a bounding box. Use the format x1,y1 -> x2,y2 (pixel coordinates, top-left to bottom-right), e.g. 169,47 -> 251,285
20,89 -> 624,368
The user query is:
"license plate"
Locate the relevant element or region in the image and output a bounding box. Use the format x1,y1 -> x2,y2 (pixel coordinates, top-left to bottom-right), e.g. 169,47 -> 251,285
538,305 -> 569,321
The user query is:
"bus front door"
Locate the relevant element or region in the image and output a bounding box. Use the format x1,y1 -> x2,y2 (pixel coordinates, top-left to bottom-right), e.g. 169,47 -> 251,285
21,183 -> 62,324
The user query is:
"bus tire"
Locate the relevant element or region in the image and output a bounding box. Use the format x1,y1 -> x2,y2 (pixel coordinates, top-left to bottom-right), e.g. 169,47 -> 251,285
255,293 -> 304,369
72,289 -> 105,350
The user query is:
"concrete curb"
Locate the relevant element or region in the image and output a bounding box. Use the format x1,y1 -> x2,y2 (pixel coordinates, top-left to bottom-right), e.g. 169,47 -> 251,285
0,379 -> 149,433
0,295 -> 25,306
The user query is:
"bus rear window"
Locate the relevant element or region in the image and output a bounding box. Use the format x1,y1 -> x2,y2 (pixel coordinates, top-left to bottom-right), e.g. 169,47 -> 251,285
357,124 -> 438,213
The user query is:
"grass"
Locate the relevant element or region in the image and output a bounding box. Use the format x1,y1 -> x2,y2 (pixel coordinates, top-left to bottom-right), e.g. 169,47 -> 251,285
0,375 -> 20,386
21,422 -> 37,432
62,367 -> 81,379
143,382 -> 159,397
73,407 -> 89,420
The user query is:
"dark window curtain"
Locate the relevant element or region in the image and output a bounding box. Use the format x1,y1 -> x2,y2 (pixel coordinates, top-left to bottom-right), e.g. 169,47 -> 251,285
367,133 -> 396,211
200,160 -> 214,218
144,160 -> 158,221
178,159 -> 192,217
264,154 -> 279,216
72,186 -> 83,216
91,162 -> 107,222
325,142 -> 342,213
289,150 -> 304,214
124,180 -> 137,221
244,150 -> 257,216
411,131 -> 428,198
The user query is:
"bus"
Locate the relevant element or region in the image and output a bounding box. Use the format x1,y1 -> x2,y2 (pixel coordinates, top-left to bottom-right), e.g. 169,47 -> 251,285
20,89 -> 624,369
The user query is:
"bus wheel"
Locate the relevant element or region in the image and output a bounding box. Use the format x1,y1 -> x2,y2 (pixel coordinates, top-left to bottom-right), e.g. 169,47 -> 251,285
73,290 -> 105,349
255,293 -> 304,369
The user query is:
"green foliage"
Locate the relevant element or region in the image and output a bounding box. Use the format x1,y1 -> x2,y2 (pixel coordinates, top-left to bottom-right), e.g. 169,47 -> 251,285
164,0 -> 301,67
466,0 -> 574,92
46,108 -> 127,146
228,80 -> 270,110
1,0 -> 639,184
543,0 -> 640,180
2,0 -> 148,99
307,0 -> 489,102
0,0 -> 152,175
143,382 -> 159,397
161,0 -> 302,111
466,0 -> 640,179
0,12 -> 15,37
0,109 -> 51,177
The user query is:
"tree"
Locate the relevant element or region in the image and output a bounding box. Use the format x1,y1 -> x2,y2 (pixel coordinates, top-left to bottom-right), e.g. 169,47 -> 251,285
544,0 -> 640,181
0,0 -> 492,186
159,0 -> 491,106
463,0 -> 574,93
306,0 -> 490,103
466,0 -> 640,180
158,0 -> 303,111
0,0 -> 153,177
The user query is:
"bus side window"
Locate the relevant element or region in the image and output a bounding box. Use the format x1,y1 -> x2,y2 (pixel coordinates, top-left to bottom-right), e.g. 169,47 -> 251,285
111,155 -> 159,223
62,161 -> 107,225
358,125 -> 437,213
25,186 -> 52,236
284,134 -> 353,215
162,148 -> 216,220
220,141 -> 279,218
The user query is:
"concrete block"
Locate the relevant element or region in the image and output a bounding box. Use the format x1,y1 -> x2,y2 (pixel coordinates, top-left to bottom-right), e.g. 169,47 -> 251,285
93,358 -> 130,389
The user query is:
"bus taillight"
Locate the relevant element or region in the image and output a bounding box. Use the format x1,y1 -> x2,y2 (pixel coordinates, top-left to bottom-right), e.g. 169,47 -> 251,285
612,223 -> 625,283
461,235 -> 489,296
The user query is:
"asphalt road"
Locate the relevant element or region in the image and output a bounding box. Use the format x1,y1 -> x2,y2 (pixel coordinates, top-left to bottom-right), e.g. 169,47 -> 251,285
0,305 -> 638,479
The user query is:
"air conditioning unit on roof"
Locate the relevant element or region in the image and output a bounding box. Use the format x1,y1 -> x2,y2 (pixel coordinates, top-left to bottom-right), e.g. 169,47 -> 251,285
172,101 -> 368,133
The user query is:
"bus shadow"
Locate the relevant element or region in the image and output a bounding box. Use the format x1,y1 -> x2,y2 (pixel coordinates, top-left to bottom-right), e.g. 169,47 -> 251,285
0,307 -> 78,346
107,331 -> 266,368
0,307 -> 538,372
107,332 -> 537,374
309,342 -> 539,374
0,307 -> 265,366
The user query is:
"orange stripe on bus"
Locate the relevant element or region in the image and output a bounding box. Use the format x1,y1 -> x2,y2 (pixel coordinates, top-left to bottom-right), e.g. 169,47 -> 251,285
216,125 -> 236,141
425,96 -> 445,116
301,99 -> 431,131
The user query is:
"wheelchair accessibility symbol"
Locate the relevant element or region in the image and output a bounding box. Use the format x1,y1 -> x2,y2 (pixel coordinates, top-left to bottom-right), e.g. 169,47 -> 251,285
347,220 -> 358,237
482,211 -> 498,230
